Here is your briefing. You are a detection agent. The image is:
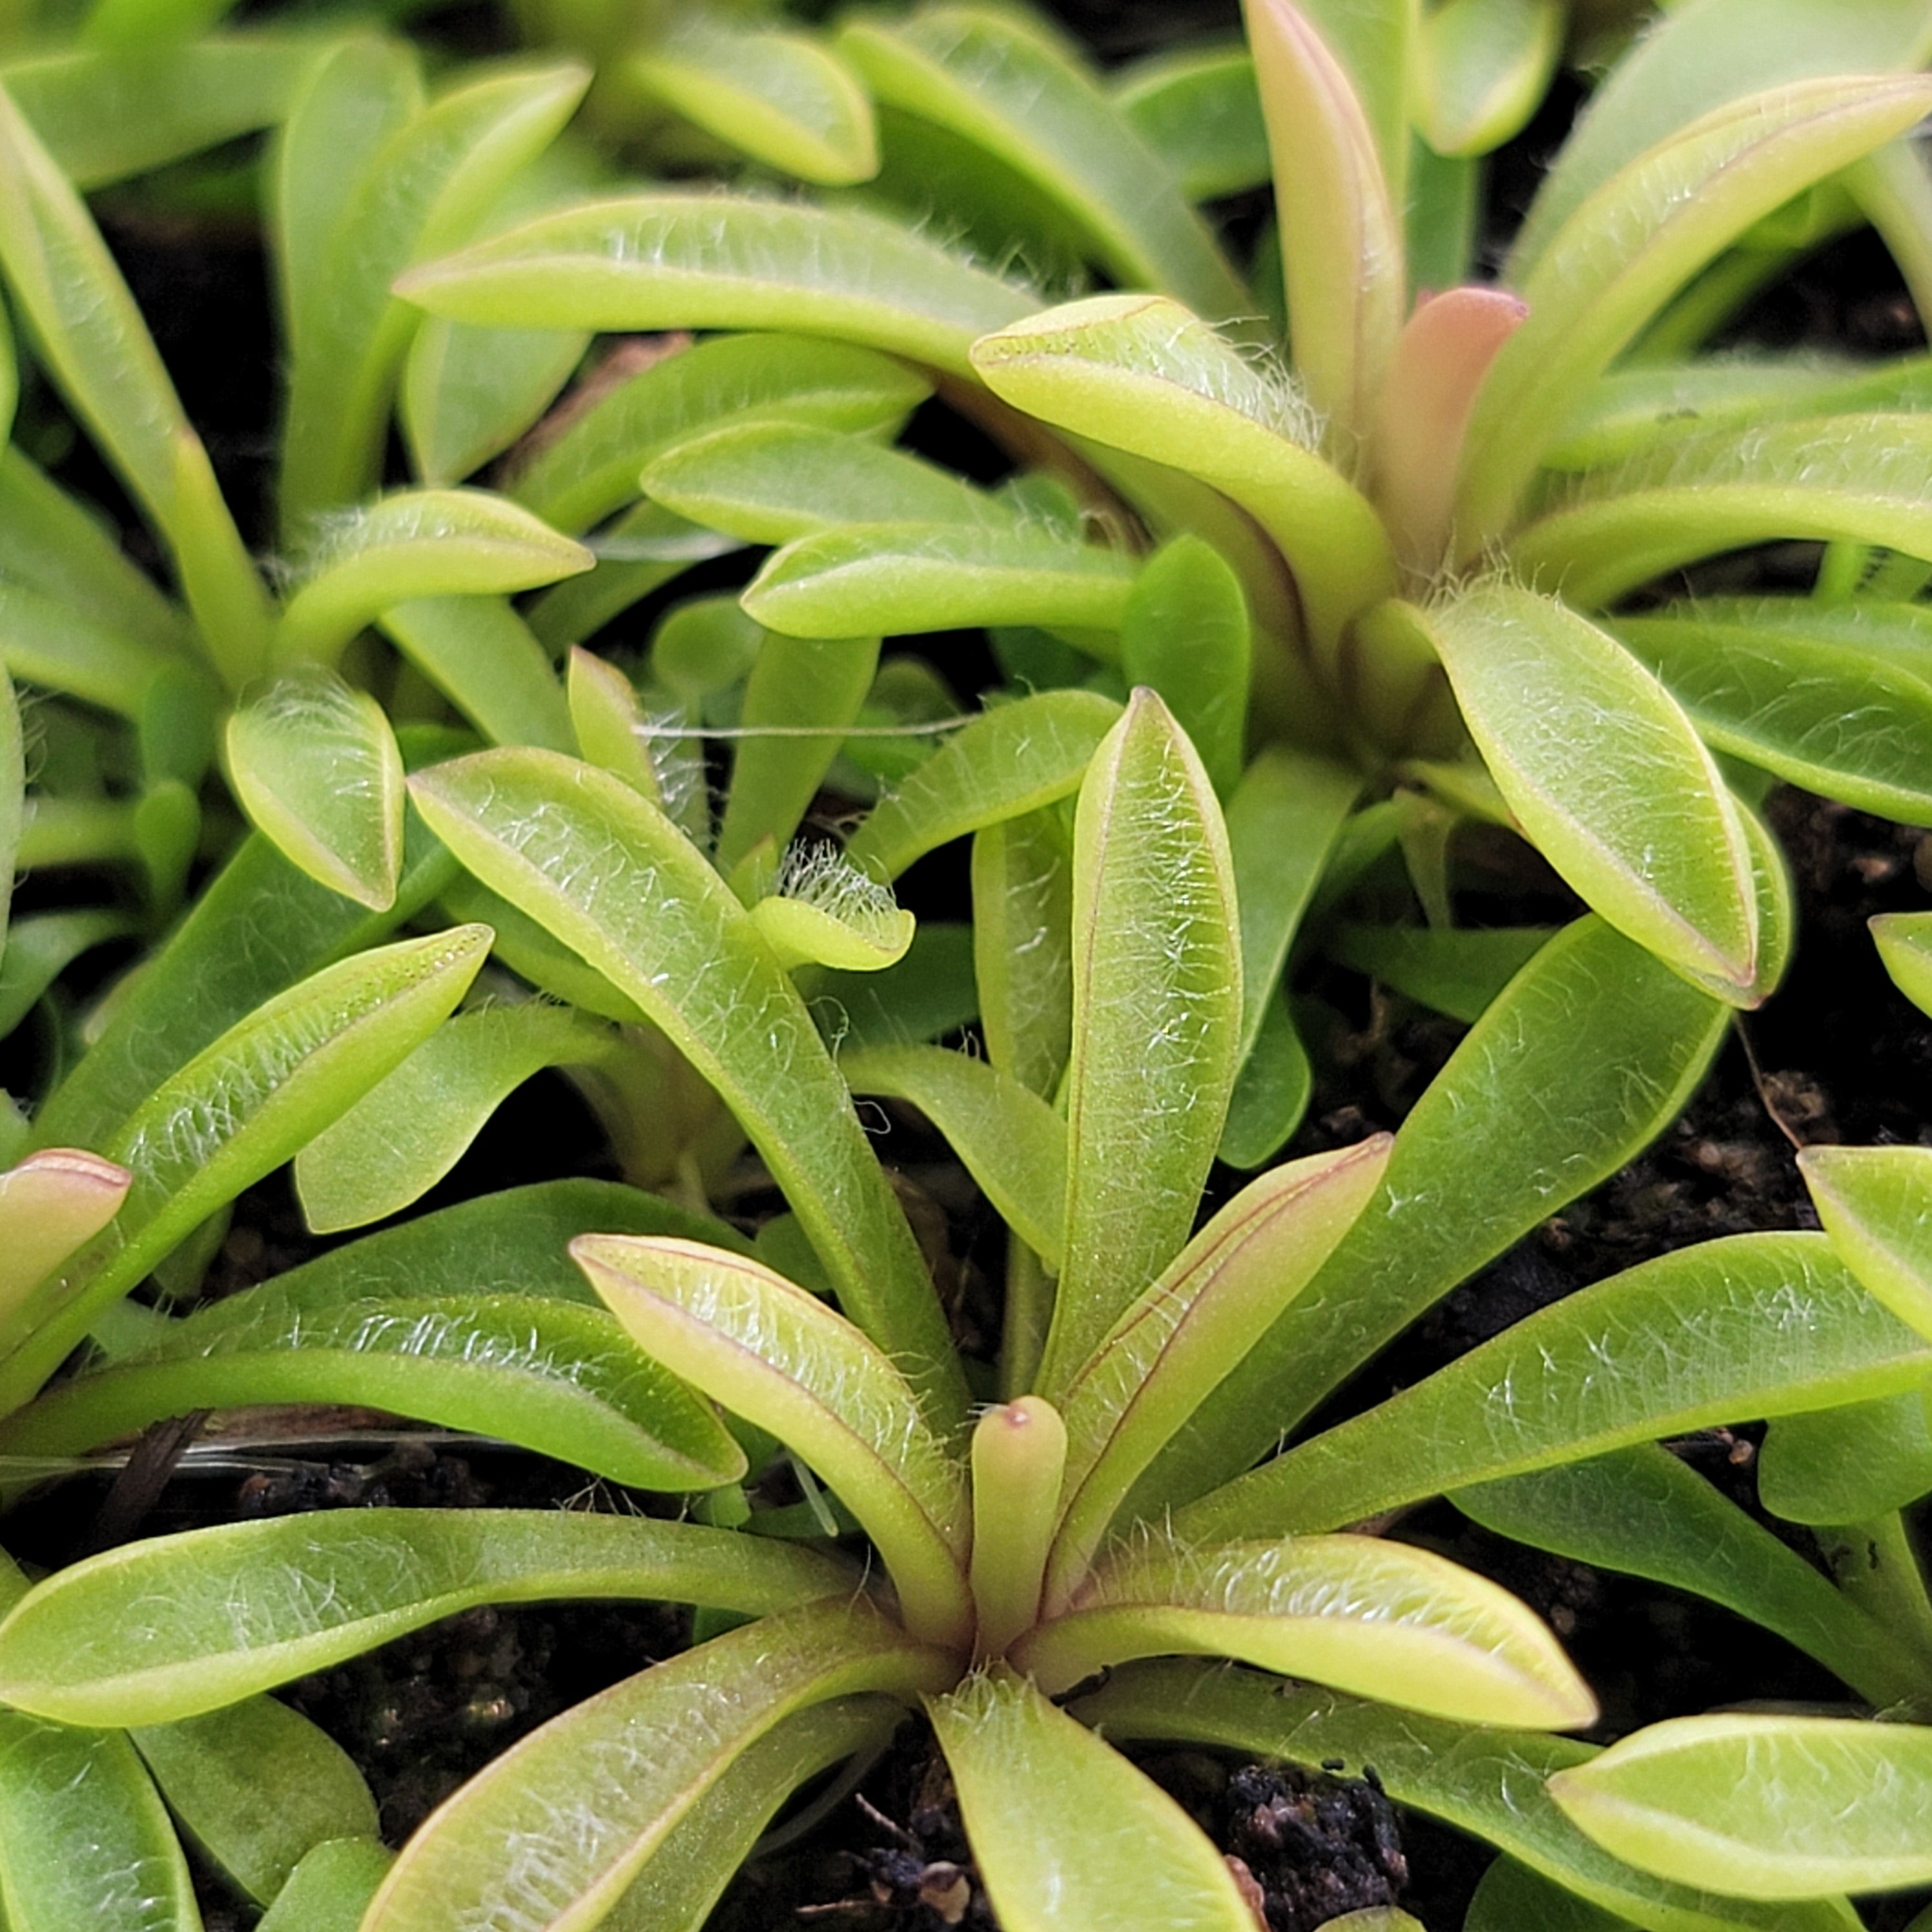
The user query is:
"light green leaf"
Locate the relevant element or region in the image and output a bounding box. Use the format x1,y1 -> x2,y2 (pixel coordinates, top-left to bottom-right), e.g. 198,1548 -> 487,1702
273,489 -> 591,668
1549,1714 -> 1932,1898
5,36 -> 316,189
749,883 -> 914,975
1510,0 -> 1932,279
1079,1663 -> 1860,1932
640,420 -> 1012,544
1130,916 -> 1728,1512
740,520 -> 1138,642
132,1696 -> 377,1907
971,293 -> 1396,662
1415,0 -> 1563,157
838,7 -> 1249,325
1036,690 -> 1242,1398
839,1044 -> 1067,1269
0,925 -> 491,1410
1458,74 -> 1932,549
0,1509 -> 852,1726
847,690 -> 1118,883
1193,1232 -> 1932,1538
398,193 -> 1037,378
1455,1446 -> 1921,1709
362,1598 -> 953,1932
407,750 -> 963,1421
403,313 -> 588,488
1113,43 -> 1269,201
927,1668 -> 1256,1932
0,1714 -> 200,1932
1875,909 -> 1932,1016
294,1001 -> 612,1231
574,1235 -> 972,1650
1401,585 -> 1761,1002
0,78 -> 270,686
716,631 -> 879,874
276,59 -> 591,531
1515,416 -> 1932,606
225,666 -> 406,910
0,576 -> 185,720
1022,1526 -> 1594,1728
628,21 -> 876,185
1610,599 -> 1932,826
514,335 -> 928,537
1758,1392 -> 1932,1528
1798,1142 -> 1932,1339
1047,1138 -> 1390,1601
380,596 -> 575,753
0,1148 -> 128,1341
0,661 -> 18,953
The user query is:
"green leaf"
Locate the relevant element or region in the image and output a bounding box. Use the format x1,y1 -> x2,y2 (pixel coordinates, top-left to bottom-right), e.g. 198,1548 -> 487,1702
5,36 -> 316,189
1112,42 -> 1269,200
0,77 -> 270,685
845,690 -> 1119,882
971,808 -> 1074,1100
0,448 -> 194,659
294,1001 -> 612,1231
927,1668 -> 1256,1932
574,1235 -> 972,1650
1457,74 -> 1932,550
0,909 -> 134,1037
403,313 -> 588,488
1466,1855 -> 1647,1932
1510,0 -> 1932,280
1218,987 -> 1313,1169
408,749 -> 963,1421
1399,585 -> 1761,1002
32,823 -> 458,1155
521,345 -> 927,548
380,596 -> 575,753
1415,0 -> 1563,157
0,661 -> 19,952
0,925 -> 491,1409
1129,916 -> 1729,1512
225,666 -> 406,910
1455,1446 -> 1921,1709
716,631 -> 879,874
0,1509 -> 852,1726
1244,0 -> 1404,438
627,21 -> 876,186
814,921 -> 980,1053
1078,1663 -> 1859,1932
1118,535 -> 1249,798
398,193 -> 1037,378
1516,416 -> 1932,606
272,489 -> 591,667
1757,1392 -> 1932,1528
639,420 -> 1012,544
1195,1233 -> 1932,1538
132,1696 -> 378,1906
1047,1139 -> 1390,1601
1609,599 -> 1932,826
838,7 -> 1250,325
740,521 -> 1138,642
1327,923 -> 1557,1023
0,576 -> 185,720
0,1714 -> 200,1932
1798,1142 -> 1932,1339
1036,690 -> 1242,1398
1548,1714 -> 1932,1898
361,1599 -> 954,1932
1021,1526 -> 1594,1727
276,59 -> 591,531
256,1838 -> 393,1932
840,1044 -> 1067,1269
